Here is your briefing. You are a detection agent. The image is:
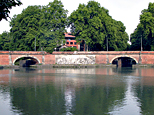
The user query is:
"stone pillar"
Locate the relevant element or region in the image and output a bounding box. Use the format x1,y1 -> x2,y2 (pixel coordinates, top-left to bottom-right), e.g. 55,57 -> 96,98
42,55 -> 45,64
19,60 -> 27,67
9,51 -> 13,65
117,59 -> 122,67
106,54 -> 109,64
139,52 -> 142,64
130,59 -> 133,67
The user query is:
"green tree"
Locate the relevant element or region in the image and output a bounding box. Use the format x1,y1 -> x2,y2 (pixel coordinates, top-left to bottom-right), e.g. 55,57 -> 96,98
68,1 -> 129,51
0,0 -> 22,21
60,47 -> 78,51
39,0 -> 68,53
130,2 -> 154,51
9,0 -> 68,53
0,31 -> 11,50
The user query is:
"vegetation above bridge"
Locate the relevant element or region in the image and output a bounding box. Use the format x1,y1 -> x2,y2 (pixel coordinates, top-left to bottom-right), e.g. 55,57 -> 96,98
0,0 -> 154,53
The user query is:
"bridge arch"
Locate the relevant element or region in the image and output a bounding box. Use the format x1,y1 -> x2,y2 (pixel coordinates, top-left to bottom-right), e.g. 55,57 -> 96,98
110,55 -> 138,67
13,55 -> 41,66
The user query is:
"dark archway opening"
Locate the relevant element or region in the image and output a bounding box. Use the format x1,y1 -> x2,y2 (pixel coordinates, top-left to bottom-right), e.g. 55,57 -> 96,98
112,57 -> 137,67
15,57 -> 39,67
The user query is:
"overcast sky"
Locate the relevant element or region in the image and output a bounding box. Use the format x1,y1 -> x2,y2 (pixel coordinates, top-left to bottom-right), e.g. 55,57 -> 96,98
0,0 -> 153,39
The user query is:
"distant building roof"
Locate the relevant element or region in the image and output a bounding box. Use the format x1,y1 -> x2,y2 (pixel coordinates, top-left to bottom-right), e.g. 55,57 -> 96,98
64,32 -> 75,38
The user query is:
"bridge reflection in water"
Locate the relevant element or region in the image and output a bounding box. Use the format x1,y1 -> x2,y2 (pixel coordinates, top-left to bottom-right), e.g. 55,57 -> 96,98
1,67 -> 154,114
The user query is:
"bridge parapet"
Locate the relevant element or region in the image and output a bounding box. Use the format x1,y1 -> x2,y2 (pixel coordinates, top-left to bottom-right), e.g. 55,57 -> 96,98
140,51 -> 154,54
0,51 -> 48,55
52,51 -> 147,55
1,51 -> 154,55
1,51 -> 154,66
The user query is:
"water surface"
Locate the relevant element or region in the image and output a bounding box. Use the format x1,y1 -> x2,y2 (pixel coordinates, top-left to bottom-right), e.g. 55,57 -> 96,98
0,67 -> 154,115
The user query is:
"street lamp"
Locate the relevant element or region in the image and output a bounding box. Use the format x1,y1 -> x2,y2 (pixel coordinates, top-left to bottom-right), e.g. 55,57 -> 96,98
106,35 -> 109,64
106,35 -> 108,51
141,35 -> 143,51
35,36 -> 36,51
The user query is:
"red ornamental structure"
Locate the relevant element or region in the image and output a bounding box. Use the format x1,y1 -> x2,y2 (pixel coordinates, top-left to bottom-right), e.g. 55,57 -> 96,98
64,33 -> 79,50
64,33 -> 86,51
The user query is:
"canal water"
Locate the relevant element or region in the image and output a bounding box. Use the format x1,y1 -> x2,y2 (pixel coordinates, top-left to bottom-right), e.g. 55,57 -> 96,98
0,67 -> 154,115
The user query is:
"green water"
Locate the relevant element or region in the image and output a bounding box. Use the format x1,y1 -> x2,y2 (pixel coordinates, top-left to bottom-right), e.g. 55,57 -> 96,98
0,67 -> 154,115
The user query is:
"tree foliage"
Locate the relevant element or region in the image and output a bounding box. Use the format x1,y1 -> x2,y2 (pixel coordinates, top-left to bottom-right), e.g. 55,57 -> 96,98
0,0 -> 22,21
0,0 -> 130,52
68,1 -> 129,51
6,0 -> 68,53
60,47 -> 78,51
0,31 -> 11,50
130,2 -> 154,51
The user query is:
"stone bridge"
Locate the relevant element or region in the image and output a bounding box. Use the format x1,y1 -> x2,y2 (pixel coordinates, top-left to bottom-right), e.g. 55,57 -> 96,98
0,51 -> 154,67
0,51 -> 55,66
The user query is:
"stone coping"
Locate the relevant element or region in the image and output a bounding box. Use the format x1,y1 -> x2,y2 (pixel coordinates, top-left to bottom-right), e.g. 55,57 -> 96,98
0,51 -> 48,55
1,51 -> 154,55
52,51 -> 154,55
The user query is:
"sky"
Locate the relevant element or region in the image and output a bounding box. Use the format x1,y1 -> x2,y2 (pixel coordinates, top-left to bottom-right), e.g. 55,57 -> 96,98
0,0 -> 153,40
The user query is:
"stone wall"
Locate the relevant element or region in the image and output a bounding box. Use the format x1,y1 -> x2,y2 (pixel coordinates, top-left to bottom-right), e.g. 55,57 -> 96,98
1,51 -> 154,65
55,55 -> 95,64
0,55 -> 9,65
141,54 -> 154,64
44,55 -> 55,65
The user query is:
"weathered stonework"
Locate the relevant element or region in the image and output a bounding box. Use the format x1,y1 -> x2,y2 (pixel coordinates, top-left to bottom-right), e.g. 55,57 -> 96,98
1,51 -> 154,65
55,55 -> 95,64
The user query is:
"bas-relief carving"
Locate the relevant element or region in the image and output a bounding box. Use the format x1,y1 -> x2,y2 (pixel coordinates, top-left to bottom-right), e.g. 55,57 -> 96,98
56,55 -> 95,64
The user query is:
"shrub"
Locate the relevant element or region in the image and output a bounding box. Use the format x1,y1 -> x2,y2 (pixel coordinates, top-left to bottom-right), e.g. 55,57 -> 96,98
60,47 -> 78,51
